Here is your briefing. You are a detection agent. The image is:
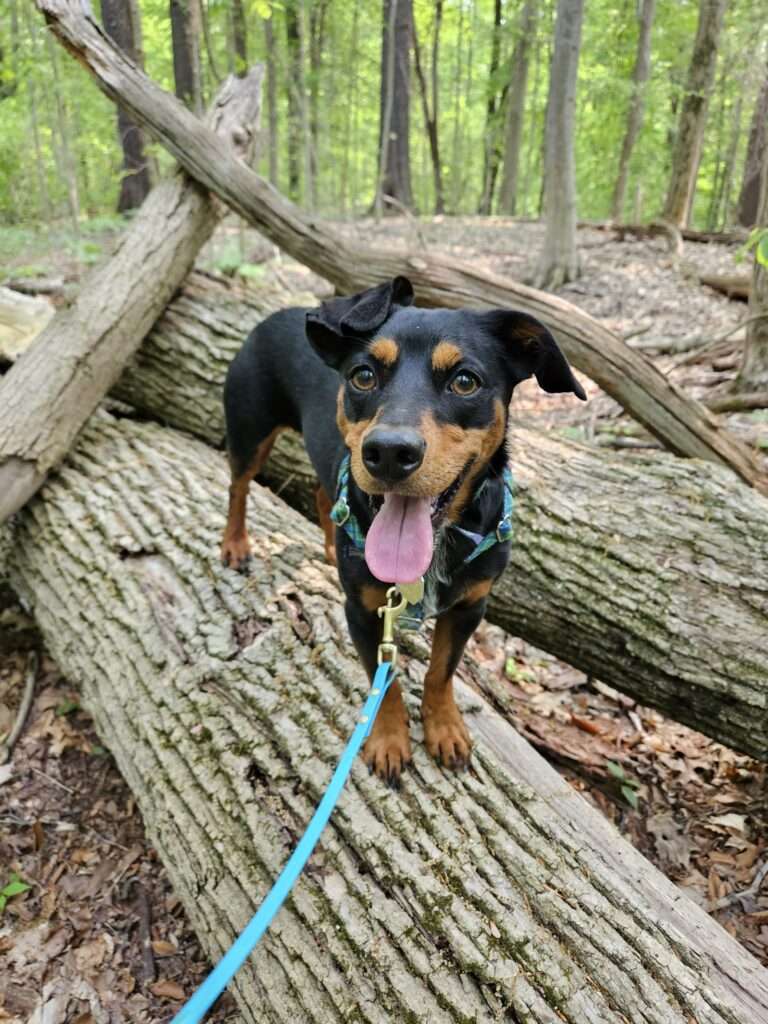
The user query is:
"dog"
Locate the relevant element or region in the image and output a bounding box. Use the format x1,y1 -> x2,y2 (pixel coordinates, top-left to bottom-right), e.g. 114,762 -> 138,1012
221,276 -> 585,785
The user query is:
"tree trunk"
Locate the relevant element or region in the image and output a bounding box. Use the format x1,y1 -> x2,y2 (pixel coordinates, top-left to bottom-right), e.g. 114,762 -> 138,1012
231,0 -> 247,75
6,412 -> 768,1024
498,0 -> 537,217
34,0 -> 768,494
0,67 -> 263,523
101,0 -> 151,212
376,0 -> 414,212
284,1 -> 302,200
263,15 -> 279,186
662,0 -> 727,228
737,56 -> 768,227
611,0 -> 656,222
412,0 -> 444,215
533,0 -> 584,289
170,0 -> 203,113
736,160 -> 768,391
111,275 -> 768,760
477,0 -> 503,215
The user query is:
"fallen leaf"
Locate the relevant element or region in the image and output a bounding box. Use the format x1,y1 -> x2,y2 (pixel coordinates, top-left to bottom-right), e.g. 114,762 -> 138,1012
151,979 -> 185,1000
151,939 -> 178,957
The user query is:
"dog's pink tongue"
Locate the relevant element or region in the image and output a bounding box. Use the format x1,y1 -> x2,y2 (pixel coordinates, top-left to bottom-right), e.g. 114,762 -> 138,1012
365,494 -> 433,584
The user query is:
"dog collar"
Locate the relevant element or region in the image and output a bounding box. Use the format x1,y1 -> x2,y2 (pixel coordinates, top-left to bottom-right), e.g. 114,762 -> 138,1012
330,454 -> 514,565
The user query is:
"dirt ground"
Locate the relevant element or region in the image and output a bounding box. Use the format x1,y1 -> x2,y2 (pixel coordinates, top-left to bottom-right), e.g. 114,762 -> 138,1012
1,216 -> 766,1022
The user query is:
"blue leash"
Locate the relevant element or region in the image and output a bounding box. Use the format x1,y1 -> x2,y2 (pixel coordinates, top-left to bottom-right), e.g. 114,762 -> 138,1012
171,661 -> 396,1024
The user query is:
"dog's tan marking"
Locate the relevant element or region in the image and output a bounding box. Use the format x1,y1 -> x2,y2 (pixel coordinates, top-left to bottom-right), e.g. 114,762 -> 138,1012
362,679 -> 411,783
461,578 -> 493,605
315,484 -> 337,566
361,583 -> 389,613
368,337 -> 399,366
221,426 -> 287,570
431,340 -> 463,372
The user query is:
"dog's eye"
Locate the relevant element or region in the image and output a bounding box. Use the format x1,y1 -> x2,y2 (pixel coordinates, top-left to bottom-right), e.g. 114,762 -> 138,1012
449,371 -> 481,396
349,366 -> 377,391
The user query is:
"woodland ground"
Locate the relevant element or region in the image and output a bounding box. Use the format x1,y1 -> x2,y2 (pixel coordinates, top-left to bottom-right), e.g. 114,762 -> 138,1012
1,216 -> 766,1023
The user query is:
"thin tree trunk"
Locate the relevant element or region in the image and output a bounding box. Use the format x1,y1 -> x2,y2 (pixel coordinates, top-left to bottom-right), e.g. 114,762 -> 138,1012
7,412 -> 768,1024
412,1 -> 444,214
284,1 -> 302,199
533,0 -> 584,289
231,0 -> 247,75
263,16 -> 279,186
34,0 -> 768,493
662,0 -> 727,227
21,0 -> 52,221
736,159 -> 768,391
498,0 -> 537,217
0,66 -> 264,522
738,55 -> 768,227
45,30 -> 80,231
478,0 -> 503,215
611,0 -> 656,222
101,0 -> 152,212
714,90 -> 743,229
308,0 -> 327,210
170,0 -> 203,114
376,0 -> 414,212
112,275 -> 768,760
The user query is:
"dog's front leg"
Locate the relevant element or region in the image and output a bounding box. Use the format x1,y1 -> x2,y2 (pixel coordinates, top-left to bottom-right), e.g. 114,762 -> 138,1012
344,592 -> 411,787
422,582 -> 491,769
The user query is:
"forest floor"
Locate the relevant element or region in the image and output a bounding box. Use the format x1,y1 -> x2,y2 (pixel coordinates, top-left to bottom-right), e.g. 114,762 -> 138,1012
1,216 -> 767,1022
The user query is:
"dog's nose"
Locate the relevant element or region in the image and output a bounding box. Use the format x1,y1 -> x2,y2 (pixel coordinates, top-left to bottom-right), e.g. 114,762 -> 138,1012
362,428 -> 425,483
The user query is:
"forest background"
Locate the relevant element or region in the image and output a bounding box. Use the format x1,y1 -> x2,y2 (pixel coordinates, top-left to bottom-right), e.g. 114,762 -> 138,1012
1,0 -> 767,239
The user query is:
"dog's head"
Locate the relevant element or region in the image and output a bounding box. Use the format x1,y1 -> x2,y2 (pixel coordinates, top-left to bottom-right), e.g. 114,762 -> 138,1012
306,276 -> 585,583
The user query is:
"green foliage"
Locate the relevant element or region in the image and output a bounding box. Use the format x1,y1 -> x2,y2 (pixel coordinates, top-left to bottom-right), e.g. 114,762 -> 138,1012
0,872 -> 31,913
606,759 -> 641,810
0,0 -> 766,228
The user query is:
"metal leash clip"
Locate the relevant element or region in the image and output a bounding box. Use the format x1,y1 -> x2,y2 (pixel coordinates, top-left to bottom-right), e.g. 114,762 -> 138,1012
377,586 -> 407,665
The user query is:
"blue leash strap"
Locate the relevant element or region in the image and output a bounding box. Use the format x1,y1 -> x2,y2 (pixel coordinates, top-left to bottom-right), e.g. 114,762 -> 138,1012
171,661 -> 396,1024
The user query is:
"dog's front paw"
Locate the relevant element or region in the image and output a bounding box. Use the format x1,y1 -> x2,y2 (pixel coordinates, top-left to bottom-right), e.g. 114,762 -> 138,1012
363,720 -> 412,788
220,532 -> 252,572
422,701 -> 473,769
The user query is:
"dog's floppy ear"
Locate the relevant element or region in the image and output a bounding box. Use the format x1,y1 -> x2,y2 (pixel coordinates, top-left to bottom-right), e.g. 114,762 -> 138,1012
481,310 -> 586,399
306,276 -> 414,368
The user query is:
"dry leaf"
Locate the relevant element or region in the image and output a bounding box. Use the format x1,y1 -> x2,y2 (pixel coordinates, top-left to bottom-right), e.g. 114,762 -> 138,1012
151,979 -> 185,1000
151,939 -> 178,957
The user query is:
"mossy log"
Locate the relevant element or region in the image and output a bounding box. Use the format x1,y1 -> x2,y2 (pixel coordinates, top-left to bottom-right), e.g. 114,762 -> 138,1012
6,413 -> 768,1023
114,278 -> 768,760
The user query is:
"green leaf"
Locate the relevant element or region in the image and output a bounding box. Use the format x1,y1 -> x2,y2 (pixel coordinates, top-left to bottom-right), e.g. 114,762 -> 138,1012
605,759 -> 626,781
0,872 -> 32,912
757,233 -> 768,268
236,262 -> 265,280
621,785 -> 640,810
55,698 -> 79,716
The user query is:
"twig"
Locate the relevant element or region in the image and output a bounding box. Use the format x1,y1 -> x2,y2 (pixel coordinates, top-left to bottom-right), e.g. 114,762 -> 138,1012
706,390 -> 768,414
621,323 -> 652,342
0,651 -> 38,763
710,858 -> 768,912
30,765 -> 75,794
134,880 -> 156,983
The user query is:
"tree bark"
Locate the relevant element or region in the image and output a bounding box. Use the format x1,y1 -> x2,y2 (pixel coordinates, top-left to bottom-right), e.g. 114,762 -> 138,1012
610,0 -> 656,222
263,15 -> 279,186
533,0 -> 584,289
284,1 -> 302,200
0,66 -> 264,523
412,0 -> 444,215
738,56 -> 768,227
376,0 -> 414,212
112,275 -> 768,760
35,0 -> 767,493
170,0 -> 203,113
662,0 -> 727,228
101,0 -> 151,212
498,0 -> 537,217
477,0 -> 503,215
231,0 -> 247,75
736,161 -> 768,391
6,411 -> 768,1024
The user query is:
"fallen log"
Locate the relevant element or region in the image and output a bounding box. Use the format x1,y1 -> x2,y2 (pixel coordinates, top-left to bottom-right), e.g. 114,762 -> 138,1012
37,0 -> 767,494
583,220 -> 749,246
0,64 -> 263,523
6,412 -> 768,1023
700,273 -> 751,302
114,277 -> 768,759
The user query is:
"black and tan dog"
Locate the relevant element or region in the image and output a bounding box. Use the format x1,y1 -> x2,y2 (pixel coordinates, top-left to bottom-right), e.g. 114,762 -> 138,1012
221,276 -> 585,784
